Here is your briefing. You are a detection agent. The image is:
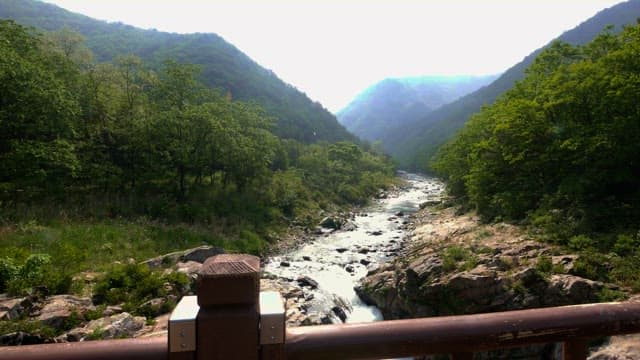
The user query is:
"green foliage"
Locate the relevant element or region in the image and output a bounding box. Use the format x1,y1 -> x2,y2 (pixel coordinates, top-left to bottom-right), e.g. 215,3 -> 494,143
0,19 -> 395,255
612,234 -> 639,256
0,257 -> 17,293
433,24 -> 640,288
0,319 -> 57,339
568,235 -> 595,251
597,287 -> 626,302
442,246 -> 478,272
535,255 -> 553,276
573,251 -> 611,283
2,253 -> 72,295
92,263 -> 188,315
0,1 -> 355,145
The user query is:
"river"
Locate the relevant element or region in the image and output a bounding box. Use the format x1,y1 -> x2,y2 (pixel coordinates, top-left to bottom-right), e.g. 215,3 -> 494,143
263,172 -> 444,324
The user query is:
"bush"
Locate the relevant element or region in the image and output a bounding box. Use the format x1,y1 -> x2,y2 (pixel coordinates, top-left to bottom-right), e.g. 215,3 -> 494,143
535,255 -> 553,276
4,253 -> 72,296
0,257 -> 17,293
568,235 -> 594,251
442,246 -> 478,272
92,263 -> 189,316
572,251 -> 610,282
613,234 -> 638,257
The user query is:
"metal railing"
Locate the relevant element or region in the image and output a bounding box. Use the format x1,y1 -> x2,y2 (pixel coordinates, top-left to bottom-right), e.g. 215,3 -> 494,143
1,254 -> 640,360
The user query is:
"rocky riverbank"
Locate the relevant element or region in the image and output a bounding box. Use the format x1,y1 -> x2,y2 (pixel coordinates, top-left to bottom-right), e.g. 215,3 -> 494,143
355,204 -> 639,359
0,246 -> 223,345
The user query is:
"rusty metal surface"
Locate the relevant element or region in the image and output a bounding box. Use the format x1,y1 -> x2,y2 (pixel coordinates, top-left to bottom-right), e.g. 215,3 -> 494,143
199,254 -> 260,275
285,302 -> 640,360
196,255 -> 261,360
0,337 -> 167,360
197,254 -> 260,307
563,339 -> 589,360
197,305 -> 260,360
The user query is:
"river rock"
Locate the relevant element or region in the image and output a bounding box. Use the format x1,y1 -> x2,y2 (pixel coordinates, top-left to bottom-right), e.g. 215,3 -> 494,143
419,200 -> 441,209
589,334 -> 640,359
331,306 -> 347,322
142,246 -> 224,268
546,274 -> 603,305
36,295 -> 94,328
342,221 -> 358,232
182,246 -> 225,263
63,312 -> 146,341
0,296 -> 30,321
297,276 -> 319,289
139,298 -> 169,317
103,305 -> 123,317
175,260 -> 202,274
357,205 -> 616,322
320,216 -> 344,230
0,331 -> 47,346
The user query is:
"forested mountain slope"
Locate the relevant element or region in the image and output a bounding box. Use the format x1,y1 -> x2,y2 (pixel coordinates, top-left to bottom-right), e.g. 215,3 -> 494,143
433,22 -> 640,291
337,75 -> 497,143
387,0 -> 640,169
0,0 -> 354,143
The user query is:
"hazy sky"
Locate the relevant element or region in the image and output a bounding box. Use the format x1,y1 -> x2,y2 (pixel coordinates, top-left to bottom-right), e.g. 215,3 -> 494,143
43,0 -> 624,112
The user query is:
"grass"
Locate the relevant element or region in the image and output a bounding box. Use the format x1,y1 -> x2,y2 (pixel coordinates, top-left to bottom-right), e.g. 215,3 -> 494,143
0,218 -> 267,275
442,246 -> 478,272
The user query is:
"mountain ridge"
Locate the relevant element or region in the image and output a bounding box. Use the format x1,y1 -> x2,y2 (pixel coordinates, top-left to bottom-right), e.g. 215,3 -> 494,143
382,0 -> 640,169
0,0 -> 354,144
337,74 -> 498,144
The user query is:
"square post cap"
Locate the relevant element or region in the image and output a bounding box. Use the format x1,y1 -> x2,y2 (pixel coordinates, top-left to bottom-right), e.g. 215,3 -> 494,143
196,254 -> 260,307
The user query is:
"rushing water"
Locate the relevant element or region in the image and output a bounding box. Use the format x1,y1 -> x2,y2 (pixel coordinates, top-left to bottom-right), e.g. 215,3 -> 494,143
264,172 -> 444,323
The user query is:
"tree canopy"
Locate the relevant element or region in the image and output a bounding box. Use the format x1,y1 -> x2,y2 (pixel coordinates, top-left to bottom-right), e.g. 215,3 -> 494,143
0,20 -> 394,232
433,23 -> 640,243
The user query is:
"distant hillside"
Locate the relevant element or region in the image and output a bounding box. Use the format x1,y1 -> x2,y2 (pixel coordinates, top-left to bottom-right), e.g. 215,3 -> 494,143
337,75 -> 497,143
0,0 -> 354,144
385,0 -> 640,170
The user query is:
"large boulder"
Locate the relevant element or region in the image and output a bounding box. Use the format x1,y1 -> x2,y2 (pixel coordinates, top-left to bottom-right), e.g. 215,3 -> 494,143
181,246 -> 225,263
36,295 -> 94,328
63,312 -> 146,341
546,274 -> 603,305
0,296 -> 30,321
142,246 -> 224,268
0,331 -> 46,346
589,334 -> 640,360
319,216 -> 345,230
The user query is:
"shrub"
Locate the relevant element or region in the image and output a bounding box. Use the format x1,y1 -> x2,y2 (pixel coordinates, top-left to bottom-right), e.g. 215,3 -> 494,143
92,263 -> 189,316
613,234 -> 638,257
5,253 -> 72,296
568,235 -> 594,251
442,246 -> 478,272
535,255 -> 553,276
0,257 -> 17,293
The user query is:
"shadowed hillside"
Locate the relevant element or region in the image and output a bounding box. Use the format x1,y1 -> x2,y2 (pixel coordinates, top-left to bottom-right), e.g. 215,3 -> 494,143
0,0 -> 354,144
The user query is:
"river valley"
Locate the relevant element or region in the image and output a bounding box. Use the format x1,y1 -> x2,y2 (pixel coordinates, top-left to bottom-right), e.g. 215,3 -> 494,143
263,172 -> 444,324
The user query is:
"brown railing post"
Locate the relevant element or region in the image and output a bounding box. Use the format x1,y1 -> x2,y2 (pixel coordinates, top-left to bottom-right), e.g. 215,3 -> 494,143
196,254 -> 261,360
563,339 -> 588,360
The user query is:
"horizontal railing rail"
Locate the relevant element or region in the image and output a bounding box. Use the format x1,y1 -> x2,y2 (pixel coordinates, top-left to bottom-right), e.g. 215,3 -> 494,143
1,254 -> 638,360
0,337 -> 167,360
285,302 -> 640,360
